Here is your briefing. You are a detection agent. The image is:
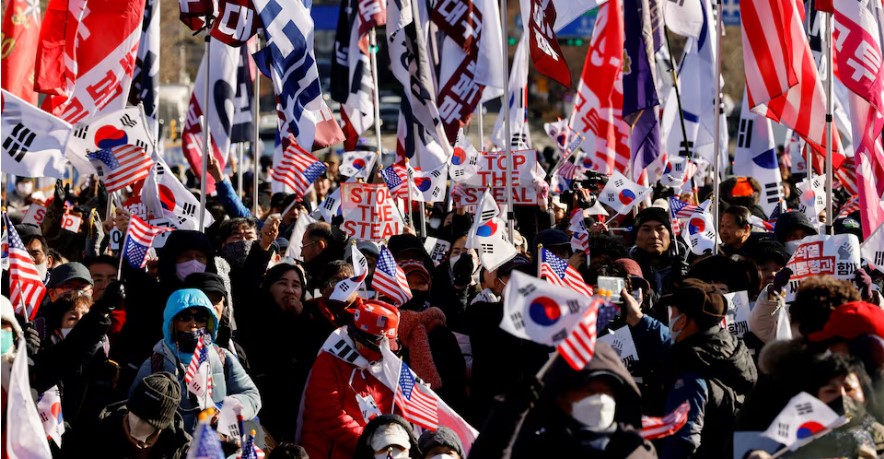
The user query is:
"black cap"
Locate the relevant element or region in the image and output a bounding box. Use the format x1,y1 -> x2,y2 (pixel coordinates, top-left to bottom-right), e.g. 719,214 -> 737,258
14,223 -> 42,240
632,207 -> 672,235
533,228 -> 570,249
46,262 -> 93,289
128,372 -> 181,430
774,211 -> 818,243
183,272 -> 227,296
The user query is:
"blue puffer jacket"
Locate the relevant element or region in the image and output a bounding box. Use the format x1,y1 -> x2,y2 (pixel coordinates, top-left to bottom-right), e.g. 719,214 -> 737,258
130,289 -> 261,432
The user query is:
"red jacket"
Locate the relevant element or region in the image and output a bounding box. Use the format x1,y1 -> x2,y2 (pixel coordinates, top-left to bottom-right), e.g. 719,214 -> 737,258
300,351 -> 394,459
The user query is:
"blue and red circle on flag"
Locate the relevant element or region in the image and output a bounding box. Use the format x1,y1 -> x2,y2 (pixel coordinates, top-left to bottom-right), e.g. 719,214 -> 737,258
452,147 -> 466,165
476,220 -> 499,237
796,421 -> 825,439
619,189 -> 636,205
688,217 -> 705,234
529,296 -> 562,326
94,125 -> 128,150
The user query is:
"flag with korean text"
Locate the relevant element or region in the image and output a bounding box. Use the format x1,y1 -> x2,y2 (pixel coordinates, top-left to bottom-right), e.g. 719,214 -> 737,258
252,0 -> 345,150
526,0 -> 570,87
178,0 -> 214,31
741,0 -> 843,172
2,0 -> 41,104
833,1 -> 884,239
271,136 -> 328,198
38,0 -> 146,125
556,296 -> 605,370
185,333 -> 213,408
3,213 -> 46,320
762,392 -> 847,450
1,90 -> 72,179
539,248 -> 593,296
210,0 -> 260,46
641,401 -> 690,440
466,189 -> 516,271
67,105 -> 154,175
568,0 -> 629,175
88,145 -> 153,193
733,90 -> 784,217
371,245 -> 412,306
501,270 -> 596,348
597,170 -> 652,215
123,215 -> 172,268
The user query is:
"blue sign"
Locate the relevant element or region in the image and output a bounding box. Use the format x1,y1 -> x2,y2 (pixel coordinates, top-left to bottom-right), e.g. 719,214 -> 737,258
721,0 -> 741,26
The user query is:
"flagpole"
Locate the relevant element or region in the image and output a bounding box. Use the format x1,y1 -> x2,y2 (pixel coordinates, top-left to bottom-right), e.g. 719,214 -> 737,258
477,101 -> 485,149
237,143 -> 244,197
501,0 -> 514,242
252,31 -> 262,217
116,220 -> 132,279
406,163 -> 415,231
711,0 -> 723,256
824,10 -> 834,235
370,27 -> 383,180
663,27 -> 697,195
199,23 -> 213,233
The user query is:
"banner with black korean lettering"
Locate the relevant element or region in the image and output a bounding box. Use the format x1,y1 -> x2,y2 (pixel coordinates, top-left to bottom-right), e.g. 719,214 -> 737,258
453,149 -> 537,206
724,291 -> 751,339
340,183 -> 405,241
784,234 -> 861,302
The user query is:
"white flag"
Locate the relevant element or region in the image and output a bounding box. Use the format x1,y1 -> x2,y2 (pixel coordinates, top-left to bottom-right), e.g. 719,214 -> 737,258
312,186 -> 342,223
330,244 -> 368,302
339,151 -> 377,179
67,105 -> 155,175
466,189 -> 516,271
861,224 -> 884,273
761,392 -> 847,451
597,170 -> 652,215
733,91 -> 784,217
450,129 -> 480,183
686,200 -> 719,256
492,36 -> 532,149
36,386 -> 65,448
663,0 -> 704,39
501,271 -> 594,346
6,337 -> 53,458
408,163 -> 449,203
797,175 -> 826,229
1,90 -> 72,179
141,152 -> 214,230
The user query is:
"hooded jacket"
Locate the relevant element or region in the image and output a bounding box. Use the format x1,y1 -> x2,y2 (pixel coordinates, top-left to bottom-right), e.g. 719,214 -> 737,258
130,289 -> 261,433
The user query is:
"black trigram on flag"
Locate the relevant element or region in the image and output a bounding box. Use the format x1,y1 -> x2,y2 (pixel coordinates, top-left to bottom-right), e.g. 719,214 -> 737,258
510,311 -> 525,330
480,243 -> 495,254
72,126 -> 88,139
324,197 -> 337,211
181,202 -> 196,217
765,182 -> 781,204
480,209 -> 497,220
737,118 -> 753,149
135,139 -> 149,150
3,124 -> 36,161
120,114 -> 138,128
795,402 -> 813,415
875,251 -> 884,267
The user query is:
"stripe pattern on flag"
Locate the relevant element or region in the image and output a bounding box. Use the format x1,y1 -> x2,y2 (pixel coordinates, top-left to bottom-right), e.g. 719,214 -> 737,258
87,144 -> 153,192
3,213 -> 46,320
184,333 -> 213,398
539,247 -> 593,296
641,401 -> 691,440
123,215 -> 172,268
381,162 -> 409,199
557,297 -> 603,370
271,136 -> 328,198
371,246 -> 412,306
394,360 -> 439,430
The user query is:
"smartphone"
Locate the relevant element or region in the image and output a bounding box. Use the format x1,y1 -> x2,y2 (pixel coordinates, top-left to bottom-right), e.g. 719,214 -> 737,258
597,276 -> 626,303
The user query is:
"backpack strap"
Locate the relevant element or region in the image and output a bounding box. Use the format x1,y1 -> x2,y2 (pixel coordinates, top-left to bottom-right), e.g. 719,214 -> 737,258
150,352 -> 165,374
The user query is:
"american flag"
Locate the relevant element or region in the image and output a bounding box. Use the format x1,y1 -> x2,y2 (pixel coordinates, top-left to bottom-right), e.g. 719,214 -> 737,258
184,333 -> 213,399
395,360 -> 439,430
240,432 -> 265,459
87,144 -> 154,192
371,246 -> 412,306
123,215 -> 172,268
641,401 -> 691,440
557,297 -> 603,370
539,248 -> 593,296
381,162 -> 409,199
838,195 -> 861,219
834,158 -> 858,196
669,197 -> 700,236
189,414 -> 226,459
3,213 -> 45,319
271,136 -> 327,198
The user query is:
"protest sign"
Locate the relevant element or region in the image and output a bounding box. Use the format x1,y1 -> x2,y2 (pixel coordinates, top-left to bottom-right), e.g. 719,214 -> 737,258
724,291 -> 751,338
598,326 -> 639,367
22,204 -> 47,226
785,234 -> 861,302
424,237 -> 451,267
61,214 -> 81,233
454,149 -> 538,206
340,183 -> 405,240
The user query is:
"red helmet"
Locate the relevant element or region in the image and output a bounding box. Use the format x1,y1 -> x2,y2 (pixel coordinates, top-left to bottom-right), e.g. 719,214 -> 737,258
352,300 -> 400,340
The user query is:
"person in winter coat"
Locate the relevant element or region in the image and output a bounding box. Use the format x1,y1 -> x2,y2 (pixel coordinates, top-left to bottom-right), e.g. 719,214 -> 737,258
353,414 -> 422,459
468,342 -> 656,459
624,279 -> 757,459
626,207 -> 690,295
130,288 -> 261,433
419,427 -> 466,459
297,299 -> 400,459
67,372 -> 191,459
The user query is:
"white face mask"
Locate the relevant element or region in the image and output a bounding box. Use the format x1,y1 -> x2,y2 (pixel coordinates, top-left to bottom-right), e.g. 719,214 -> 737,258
428,455 -> 459,459
669,313 -> 685,342
16,183 -> 33,196
449,254 -> 461,269
784,240 -> 802,256
571,393 -> 617,431
127,412 -> 158,443
175,260 -> 206,281
60,327 -> 73,338
35,261 -> 48,281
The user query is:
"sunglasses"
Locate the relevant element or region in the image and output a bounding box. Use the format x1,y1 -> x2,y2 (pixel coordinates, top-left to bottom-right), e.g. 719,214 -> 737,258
175,310 -> 209,323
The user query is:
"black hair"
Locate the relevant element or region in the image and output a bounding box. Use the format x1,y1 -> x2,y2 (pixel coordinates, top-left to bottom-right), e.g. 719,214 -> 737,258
318,260 -> 354,290
83,255 -> 118,270
218,217 -> 258,243
266,443 -> 309,459
306,222 -> 334,244
723,205 -> 752,227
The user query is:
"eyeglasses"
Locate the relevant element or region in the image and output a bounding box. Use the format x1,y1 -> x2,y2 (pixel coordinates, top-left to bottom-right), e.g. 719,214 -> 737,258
301,240 -> 318,250
175,310 -> 209,323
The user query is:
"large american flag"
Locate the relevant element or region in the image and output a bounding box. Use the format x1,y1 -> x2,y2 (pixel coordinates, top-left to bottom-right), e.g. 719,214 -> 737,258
3,213 -> 46,319
641,401 -> 691,440
395,360 -> 439,430
557,297 -> 603,370
123,215 -> 171,268
272,136 -> 327,198
87,144 -> 154,192
381,162 -> 409,199
371,245 -> 412,306
184,333 -> 213,399
539,248 -> 593,296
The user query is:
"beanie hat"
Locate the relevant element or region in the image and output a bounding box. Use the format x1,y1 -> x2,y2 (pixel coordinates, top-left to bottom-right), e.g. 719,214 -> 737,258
632,206 -> 672,236
128,372 -> 181,430
418,426 -> 465,458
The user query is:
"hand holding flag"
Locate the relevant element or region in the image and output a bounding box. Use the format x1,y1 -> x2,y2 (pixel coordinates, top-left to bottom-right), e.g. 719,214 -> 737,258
123,215 -> 172,268
371,246 -> 411,306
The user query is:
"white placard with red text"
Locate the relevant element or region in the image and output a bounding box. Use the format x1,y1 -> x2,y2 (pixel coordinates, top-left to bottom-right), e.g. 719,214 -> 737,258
340,183 -> 405,241
454,149 -> 538,206
785,234 -> 861,302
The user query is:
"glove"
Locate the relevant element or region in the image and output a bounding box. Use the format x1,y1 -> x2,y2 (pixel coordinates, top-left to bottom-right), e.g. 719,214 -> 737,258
671,258 -> 690,282
21,323 -> 41,358
92,281 -> 125,314
855,267 -> 874,301
771,267 -> 793,295
452,253 -> 474,287
52,180 -> 66,209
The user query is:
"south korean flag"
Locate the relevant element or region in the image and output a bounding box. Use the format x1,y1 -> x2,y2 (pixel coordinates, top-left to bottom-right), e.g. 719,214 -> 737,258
1,90 -> 72,179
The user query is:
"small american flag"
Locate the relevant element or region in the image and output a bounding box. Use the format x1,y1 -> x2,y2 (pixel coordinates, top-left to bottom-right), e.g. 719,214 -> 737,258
381,162 -> 409,199
123,215 -> 172,268
189,415 -> 225,459
539,248 -> 593,296
395,360 -> 439,430
239,432 -> 264,459
3,213 -> 45,319
271,135 -> 327,198
87,144 -> 154,192
184,333 -> 213,400
838,195 -> 861,219
641,401 -> 691,440
557,297 -> 603,370
669,197 -> 700,236
371,246 -> 412,306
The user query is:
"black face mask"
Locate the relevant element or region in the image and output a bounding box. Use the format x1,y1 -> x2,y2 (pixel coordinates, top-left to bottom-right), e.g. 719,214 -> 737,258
174,329 -> 206,353
827,395 -> 866,420
401,291 -> 429,311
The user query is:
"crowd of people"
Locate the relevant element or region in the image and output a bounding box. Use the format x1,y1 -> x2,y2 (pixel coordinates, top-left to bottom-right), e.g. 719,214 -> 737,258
1,156 -> 882,459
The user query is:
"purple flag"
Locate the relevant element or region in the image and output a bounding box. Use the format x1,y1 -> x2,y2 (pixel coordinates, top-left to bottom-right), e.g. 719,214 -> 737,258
622,0 -> 661,181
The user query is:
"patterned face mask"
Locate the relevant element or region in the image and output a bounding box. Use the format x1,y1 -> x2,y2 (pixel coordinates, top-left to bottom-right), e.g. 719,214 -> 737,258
220,240 -> 254,268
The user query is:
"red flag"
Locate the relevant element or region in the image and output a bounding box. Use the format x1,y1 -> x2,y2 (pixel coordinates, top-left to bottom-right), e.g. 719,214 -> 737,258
210,0 -> 259,46
641,401 -> 691,440
528,0 -> 571,87
568,0 -> 629,175
179,0 -> 215,31
34,0 -> 84,97
1,0 -> 42,104
741,0 -> 843,172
